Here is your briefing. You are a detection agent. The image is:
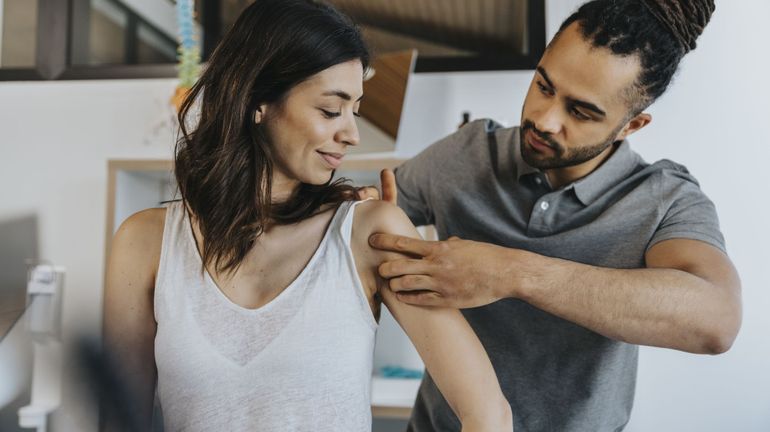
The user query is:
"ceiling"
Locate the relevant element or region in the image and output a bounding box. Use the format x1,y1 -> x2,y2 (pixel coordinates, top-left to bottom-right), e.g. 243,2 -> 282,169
221,0 -> 531,59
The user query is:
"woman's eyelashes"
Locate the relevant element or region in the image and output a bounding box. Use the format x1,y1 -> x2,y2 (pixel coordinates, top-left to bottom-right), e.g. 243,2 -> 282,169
319,108 -> 361,119
320,108 -> 340,118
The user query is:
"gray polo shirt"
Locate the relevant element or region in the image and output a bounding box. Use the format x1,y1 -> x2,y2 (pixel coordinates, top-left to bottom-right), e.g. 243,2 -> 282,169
396,119 -> 725,432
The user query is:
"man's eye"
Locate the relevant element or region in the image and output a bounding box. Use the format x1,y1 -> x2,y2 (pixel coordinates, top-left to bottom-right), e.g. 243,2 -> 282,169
320,109 -> 341,118
570,107 -> 591,121
536,82 -> 552,95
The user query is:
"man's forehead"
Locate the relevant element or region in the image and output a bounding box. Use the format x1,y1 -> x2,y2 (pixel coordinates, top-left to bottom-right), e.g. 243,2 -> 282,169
541,23 -> 641,109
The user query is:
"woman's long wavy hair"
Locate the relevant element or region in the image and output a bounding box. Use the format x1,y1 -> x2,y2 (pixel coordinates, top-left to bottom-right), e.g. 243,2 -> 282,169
175,0 -> 369,275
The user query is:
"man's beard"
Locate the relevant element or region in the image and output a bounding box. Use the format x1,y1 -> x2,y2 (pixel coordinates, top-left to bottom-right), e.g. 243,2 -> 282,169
519,119 -> 622,170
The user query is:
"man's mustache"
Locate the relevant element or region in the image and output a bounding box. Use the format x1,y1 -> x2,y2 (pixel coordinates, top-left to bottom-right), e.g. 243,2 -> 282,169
522,120 -> 561,150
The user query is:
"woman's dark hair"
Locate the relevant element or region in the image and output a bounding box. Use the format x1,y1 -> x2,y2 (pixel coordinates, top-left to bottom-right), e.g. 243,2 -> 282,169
175,0 -> 369,274
557,0 -> 715,114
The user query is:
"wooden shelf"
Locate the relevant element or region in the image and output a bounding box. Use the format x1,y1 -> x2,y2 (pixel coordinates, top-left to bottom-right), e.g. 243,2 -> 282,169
371,376 -> 422,419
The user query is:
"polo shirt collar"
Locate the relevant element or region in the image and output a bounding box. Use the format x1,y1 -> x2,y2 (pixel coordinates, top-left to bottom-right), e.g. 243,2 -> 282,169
572,140 -> 641,205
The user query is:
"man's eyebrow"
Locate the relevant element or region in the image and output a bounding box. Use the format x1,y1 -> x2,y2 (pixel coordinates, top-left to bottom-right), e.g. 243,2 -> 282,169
536,66 -> 555,89
322,90 -> 364,102
537,66 -> 607,118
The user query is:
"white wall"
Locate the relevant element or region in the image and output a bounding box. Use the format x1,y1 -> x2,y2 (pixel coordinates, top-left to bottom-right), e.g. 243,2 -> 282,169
392,0 -> 770,431
623,1 -> 770,429
0,79 -> 178,431
0,0 -> 768,431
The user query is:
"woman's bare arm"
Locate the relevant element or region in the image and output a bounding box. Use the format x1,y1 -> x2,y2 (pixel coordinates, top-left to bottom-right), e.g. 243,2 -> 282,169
102,208 -> 163,431
352,200 -> 512,431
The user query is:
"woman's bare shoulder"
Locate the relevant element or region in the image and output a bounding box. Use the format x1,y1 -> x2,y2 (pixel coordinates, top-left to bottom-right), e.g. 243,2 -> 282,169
350,200 -> 420,273
115,207 -> 166,244
351,200 -> 414,239
348,200 -> 415,304
110,207 -> 167,277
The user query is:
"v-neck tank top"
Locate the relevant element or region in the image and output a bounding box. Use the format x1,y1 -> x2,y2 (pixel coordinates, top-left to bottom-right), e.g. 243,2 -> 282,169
153,200 -> 377,431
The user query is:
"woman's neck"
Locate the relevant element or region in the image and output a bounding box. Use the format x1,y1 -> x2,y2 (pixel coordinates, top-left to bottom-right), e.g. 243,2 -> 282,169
270,173 -> 300,204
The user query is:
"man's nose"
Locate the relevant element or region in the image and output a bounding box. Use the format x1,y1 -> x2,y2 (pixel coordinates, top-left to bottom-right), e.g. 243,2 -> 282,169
533,100 -> 563,136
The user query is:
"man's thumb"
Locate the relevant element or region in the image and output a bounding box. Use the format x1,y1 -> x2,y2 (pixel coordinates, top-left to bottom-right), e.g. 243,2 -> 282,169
381,169 -> 397,204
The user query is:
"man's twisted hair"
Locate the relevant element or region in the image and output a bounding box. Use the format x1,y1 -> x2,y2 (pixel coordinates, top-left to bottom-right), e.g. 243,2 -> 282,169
558,0 -> 716,113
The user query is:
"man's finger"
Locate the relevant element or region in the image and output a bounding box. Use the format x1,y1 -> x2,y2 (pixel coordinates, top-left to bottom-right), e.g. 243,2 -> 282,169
378,258 -> 432,278
389,275 -> 437,292
356,186 -> 380,201
380,169 -> 397,204
369,233 -> 435,257
395,291 -> 443,307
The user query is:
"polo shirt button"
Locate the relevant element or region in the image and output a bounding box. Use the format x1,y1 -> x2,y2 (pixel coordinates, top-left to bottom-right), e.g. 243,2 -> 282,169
540,201 -> 549,211
535,177 -> 543,185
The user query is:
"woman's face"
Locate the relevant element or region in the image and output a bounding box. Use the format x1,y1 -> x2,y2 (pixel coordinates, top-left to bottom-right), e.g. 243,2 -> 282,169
261,59 -> 364,197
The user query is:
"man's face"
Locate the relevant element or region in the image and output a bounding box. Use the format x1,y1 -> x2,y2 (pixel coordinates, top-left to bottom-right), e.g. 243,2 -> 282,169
520,22 -> 642,170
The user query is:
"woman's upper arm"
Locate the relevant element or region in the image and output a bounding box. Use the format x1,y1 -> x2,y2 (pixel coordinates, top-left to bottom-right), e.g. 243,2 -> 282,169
103,208 -> 164,426
353,201 -> 510,427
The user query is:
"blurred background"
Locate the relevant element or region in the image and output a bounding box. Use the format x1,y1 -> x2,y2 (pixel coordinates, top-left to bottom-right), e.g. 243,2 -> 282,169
0,1 -> 768,431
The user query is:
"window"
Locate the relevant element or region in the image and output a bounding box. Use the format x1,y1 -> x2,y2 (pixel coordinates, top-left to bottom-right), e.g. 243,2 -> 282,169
0,0 -> 545,81
0,0 -> 211,80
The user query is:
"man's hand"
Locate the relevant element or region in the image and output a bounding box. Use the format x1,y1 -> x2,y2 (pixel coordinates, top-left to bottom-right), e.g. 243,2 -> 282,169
369,234 -> 519,308
355,169 -> 397,204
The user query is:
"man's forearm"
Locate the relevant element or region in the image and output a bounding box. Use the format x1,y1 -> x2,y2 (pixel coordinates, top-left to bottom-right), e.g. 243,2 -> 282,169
370,232 -> 741,352
502,249 -> 741,354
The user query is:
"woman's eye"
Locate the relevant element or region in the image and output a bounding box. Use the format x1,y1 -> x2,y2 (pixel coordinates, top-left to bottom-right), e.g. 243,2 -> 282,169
320,109 -> 341,118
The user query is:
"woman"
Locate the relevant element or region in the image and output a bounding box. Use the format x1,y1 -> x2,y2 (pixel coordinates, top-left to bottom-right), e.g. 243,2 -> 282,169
103,0 -> 511,430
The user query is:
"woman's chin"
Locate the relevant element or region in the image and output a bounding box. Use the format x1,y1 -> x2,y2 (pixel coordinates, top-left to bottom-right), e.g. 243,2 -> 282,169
300,171 -> 335,186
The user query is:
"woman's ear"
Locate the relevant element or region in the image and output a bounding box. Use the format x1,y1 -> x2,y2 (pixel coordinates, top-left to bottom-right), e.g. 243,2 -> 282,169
255,104 -> 268,124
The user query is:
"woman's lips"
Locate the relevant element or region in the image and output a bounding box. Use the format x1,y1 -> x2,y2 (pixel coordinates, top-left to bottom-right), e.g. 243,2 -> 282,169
526,129 -> 554,153
317,151 -> 344,169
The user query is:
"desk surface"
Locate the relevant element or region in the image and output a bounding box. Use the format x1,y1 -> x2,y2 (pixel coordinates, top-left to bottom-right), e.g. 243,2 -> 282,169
0,290 -> 26,343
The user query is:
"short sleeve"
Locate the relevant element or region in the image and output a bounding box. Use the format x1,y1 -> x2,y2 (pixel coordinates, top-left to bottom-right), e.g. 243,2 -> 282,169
394,151 -> 435,227
394,119 -> 496,227
647,162 -> 726,253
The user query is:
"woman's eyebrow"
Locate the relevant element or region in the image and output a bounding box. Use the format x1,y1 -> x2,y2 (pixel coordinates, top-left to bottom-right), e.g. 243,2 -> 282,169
322,90 -> 364,102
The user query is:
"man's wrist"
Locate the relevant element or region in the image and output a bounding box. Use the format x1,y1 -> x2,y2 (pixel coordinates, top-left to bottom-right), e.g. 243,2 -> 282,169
497,246 -> 549,301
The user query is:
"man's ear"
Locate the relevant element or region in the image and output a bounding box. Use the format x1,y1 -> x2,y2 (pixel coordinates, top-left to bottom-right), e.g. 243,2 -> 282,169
254,104 -> 268,124
616,112 -> 652,141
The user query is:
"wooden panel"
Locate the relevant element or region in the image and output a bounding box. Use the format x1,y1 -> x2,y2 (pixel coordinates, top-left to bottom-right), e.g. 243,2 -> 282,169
359,50 -> 416,140
371,405 -> 412,419
0,293 -> 25,342
331,0 -> 528,55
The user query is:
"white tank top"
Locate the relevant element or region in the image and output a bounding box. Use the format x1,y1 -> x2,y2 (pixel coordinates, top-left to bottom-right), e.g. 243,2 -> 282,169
154,200 -> 377,431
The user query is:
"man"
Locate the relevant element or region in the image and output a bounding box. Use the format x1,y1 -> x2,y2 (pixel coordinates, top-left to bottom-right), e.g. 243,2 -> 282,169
366,0 -> 741,430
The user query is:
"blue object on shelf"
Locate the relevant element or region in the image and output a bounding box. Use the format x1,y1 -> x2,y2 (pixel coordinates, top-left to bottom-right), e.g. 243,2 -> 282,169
379,366 -> 424,379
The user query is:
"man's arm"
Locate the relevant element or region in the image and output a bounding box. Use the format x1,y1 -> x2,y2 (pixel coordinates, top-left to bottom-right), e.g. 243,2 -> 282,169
512,238 -> 741,354
371,234 -> 742,355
